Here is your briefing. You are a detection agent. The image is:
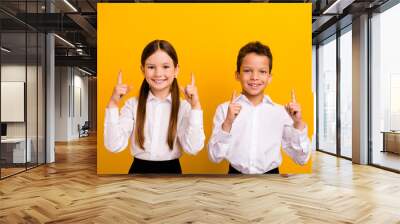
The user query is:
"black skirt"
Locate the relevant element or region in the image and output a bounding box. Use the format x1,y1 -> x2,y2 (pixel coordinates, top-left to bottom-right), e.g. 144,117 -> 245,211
128,157 -> 182,174
228,164 -> 279,174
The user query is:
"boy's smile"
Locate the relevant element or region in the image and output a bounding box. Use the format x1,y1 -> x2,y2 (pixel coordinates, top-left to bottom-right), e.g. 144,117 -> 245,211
236,53 -> 272,101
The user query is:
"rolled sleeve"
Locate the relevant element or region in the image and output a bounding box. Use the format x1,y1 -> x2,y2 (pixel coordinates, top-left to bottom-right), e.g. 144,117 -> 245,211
282,124 -> 311,165
105,107 -> 119,124
214,128 -> 232,144
208,104 -> 233,163
103,99 -> 136,153
177,103 -> 205,156
189,109 -> 203,126
291,126 -> 310,153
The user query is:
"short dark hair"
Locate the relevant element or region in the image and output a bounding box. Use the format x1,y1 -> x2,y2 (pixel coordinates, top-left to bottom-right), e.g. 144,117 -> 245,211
236,41 -> 273,72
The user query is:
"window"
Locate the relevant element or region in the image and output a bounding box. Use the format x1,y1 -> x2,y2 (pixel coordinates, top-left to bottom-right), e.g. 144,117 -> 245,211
318,35 -> 337,154
371,2 -> 400,171
339,27 -> 352,158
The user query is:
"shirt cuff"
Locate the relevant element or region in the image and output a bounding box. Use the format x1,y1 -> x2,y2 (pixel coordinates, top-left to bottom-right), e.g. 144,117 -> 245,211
189,109 -> 203,126
105,108 -> 119,124
292,125 -> 309,153
292,125 -> 308,136
215,126 -> 232,144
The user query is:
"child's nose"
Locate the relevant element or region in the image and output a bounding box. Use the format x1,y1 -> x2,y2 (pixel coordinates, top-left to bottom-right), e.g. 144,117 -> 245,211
250,72 -> 259,79
154,68 -> 163,76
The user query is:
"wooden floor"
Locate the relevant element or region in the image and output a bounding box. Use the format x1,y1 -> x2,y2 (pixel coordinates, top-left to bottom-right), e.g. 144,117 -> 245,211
372,150 -> 400,171
1,135 -> 400,223
0,167 -> 26,178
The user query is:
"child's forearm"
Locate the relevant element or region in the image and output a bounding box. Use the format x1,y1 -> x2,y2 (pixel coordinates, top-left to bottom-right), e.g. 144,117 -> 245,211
222,120 -> 233,133
293,120 -> 306,131
107,98 -> 119,108
191,102 -> 202,110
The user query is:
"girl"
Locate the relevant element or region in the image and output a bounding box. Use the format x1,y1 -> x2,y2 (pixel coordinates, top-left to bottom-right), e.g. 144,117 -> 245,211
104,40 -> 205,174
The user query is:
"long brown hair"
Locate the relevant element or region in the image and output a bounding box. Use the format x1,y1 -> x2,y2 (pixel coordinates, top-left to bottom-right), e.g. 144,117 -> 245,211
135,40 -> 180,150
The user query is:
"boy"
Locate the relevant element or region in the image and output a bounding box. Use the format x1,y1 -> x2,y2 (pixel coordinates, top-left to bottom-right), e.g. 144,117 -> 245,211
208,41 -> 311,174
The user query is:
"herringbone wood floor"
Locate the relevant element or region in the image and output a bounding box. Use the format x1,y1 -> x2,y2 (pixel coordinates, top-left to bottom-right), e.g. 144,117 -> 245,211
1,135 -> 400,224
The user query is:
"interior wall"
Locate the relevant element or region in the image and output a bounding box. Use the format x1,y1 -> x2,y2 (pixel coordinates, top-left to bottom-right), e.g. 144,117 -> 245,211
88,77 -> 97,132
54,66 -> 89,141
1,64 -> 39,139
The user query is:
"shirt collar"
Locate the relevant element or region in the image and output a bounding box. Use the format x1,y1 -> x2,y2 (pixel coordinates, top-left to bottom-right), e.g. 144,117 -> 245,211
148,91 -> 172,103
236,93 -> 275,106
263,95 -> 275,105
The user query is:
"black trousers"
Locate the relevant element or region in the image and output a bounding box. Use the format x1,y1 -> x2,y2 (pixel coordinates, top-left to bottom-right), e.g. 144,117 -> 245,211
228,164 -> 279,174
128,158 -> 182,174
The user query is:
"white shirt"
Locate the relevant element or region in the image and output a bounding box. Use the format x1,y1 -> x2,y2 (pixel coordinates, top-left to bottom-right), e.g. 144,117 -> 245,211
104,92 -> 205,161
208,94 -> 311,174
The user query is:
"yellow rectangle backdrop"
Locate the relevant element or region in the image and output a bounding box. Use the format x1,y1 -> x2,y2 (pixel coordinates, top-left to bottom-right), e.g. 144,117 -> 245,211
97,3 -> 313,174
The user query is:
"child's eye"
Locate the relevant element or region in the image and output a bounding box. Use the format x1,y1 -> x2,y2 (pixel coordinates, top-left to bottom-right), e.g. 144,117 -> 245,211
147,65 -> 155,69
243,69 -> 251,73
260,70 -> 267,75
163,65 -> 170,69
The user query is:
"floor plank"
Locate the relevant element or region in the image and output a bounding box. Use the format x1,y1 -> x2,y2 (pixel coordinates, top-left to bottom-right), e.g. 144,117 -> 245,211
1,135 -> 400,223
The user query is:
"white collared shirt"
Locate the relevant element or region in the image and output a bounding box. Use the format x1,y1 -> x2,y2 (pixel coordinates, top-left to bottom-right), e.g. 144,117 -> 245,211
208,94 -> 311,174
104,93 -> 205,161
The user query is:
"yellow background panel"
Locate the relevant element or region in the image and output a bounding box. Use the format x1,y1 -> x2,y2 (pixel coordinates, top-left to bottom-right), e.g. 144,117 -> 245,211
97,3 -> 313,174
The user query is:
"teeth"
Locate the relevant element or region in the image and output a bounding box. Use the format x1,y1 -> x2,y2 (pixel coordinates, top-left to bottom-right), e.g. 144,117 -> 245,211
153,79 -> 166,84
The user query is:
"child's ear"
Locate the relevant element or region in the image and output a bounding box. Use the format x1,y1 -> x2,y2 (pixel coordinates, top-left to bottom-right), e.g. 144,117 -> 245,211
174,64 -> 180,78
140,66 -> 144,75
235,71 -> 240,81
267,73 -> 273,84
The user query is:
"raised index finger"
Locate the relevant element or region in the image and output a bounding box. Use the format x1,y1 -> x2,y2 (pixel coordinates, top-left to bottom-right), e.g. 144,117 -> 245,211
117,70 -> 123,85
191,72 -> 195,86
231,90 -> 237,103
291,89 -> 296,103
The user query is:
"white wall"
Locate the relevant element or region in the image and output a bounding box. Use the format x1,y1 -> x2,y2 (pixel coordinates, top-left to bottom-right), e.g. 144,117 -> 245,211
1,65 -> 36,138
1,63 -> 45,164
54,67 -> 89,141
72,72 -> 89,138
55,66 -> 69,141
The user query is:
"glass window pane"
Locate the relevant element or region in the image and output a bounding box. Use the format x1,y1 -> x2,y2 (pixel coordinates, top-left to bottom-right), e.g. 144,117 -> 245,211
27,31 -> 38,169
340,28 -> 352,158
38,32 -> 45,165
371,3 -> 400,171
1,1 -> 46,179
1,30 -> 27,177
318,36 -> 337,154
